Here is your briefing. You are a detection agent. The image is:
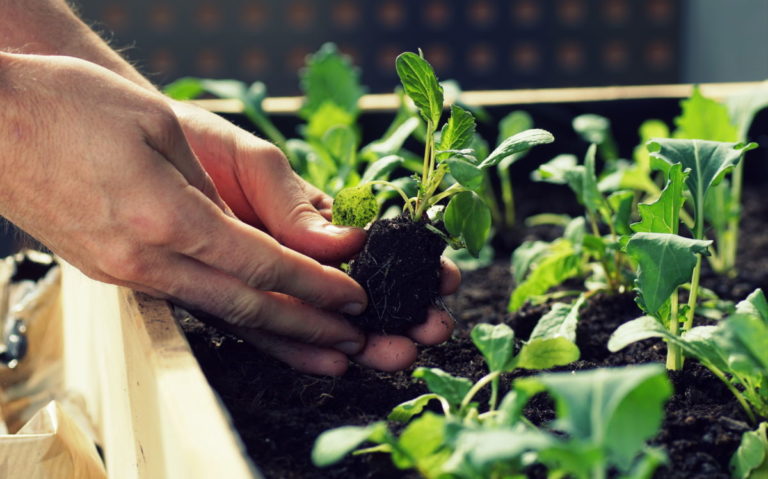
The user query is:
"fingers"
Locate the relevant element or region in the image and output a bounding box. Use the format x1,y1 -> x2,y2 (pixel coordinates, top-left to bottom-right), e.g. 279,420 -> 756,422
409,308 -> 455,345
236,144 -> 366,263
440,257 -> 461,295
144,253 -> 366,351
353,335 -> 418,372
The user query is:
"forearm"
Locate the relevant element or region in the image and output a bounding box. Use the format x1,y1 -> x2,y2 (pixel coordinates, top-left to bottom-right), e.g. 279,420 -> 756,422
0,0 -> 156,91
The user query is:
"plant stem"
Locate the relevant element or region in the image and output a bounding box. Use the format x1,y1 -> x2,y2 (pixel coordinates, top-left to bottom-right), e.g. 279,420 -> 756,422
498,167 -> 516,228
684,255 -> 702,331
588,212 -> 617,291
666,290 -> 682,371
367,180 -> 413,214
490,376 -> 500,412
725,160 -> 744,273
707,366 -> 756,424
425,183 -> 465,209
460,372 -> 499,413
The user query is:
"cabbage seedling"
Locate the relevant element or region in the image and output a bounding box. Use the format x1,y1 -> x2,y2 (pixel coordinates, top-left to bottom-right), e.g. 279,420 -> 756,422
332,51 -> 553,332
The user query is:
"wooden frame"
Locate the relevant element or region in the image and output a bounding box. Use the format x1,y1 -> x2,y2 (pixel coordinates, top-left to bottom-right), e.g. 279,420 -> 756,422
60,262 -> 259,479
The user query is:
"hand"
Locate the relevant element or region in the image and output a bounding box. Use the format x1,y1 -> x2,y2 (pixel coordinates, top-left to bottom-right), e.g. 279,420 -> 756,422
170,100 -> 459,374
0,53 -> 369,371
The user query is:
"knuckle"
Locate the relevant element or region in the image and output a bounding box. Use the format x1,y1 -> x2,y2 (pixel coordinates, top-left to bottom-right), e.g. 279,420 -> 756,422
225,294 -> 267,328
255,143 -> 290,171
97,244 -> 148,283
242,244 -> 285,291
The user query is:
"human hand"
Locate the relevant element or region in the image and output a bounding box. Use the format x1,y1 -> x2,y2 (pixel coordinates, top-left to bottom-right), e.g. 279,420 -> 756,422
169,100 -> 459,374
0,53 -> 368,370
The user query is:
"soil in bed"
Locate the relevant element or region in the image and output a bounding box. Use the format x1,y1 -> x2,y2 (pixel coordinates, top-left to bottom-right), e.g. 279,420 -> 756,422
180,187 -> 768,479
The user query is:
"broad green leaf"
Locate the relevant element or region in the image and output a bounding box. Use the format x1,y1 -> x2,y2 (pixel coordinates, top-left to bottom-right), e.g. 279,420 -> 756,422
443,428 -> 553,475
498,111 -> 534,147
479,129 -> 554,169
674,86 -> 738,142
511,241 -> 551,284
731,422 -> 768,479
582,143 -> 606,216
573,114 -> 611,145
389,394 -> 442,422
312,422 -> 386,467
323,125 -> 357,167
395,52 -> 444,126
517,364 -> 672,471
509,240 -> 581,312
727,81 -> 768,140
608,190 -> 635,236
626,233 -> 711,315
716,314 -> 768,374
199,78 -> 247,99
163,77 -> 205,100
304,101 -> 355,140
299,43 -> 364,120
530,295 -> 585,343
413,368 -> 473,407
446,159 -> 484,190
622,447 -> 668,479
332,185 -> 378,227
514,337 -> 580,370
443,191 -> 492,257
392,413 -> 447,470
607,316 -> 670,353
361,155 -> 403,183
439,105 -> 476,153
648,139 -> 758,226
735,289 -> 768,322
631,163 -> 688,234
361,117 -> 420,160
471,323 -> 515,373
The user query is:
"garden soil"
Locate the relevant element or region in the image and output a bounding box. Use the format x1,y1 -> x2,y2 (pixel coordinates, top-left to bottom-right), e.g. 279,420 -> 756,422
180,187 -> 768,479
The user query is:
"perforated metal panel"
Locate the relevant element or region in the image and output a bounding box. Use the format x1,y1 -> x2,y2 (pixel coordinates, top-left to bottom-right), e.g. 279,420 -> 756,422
75,0 -> 681,94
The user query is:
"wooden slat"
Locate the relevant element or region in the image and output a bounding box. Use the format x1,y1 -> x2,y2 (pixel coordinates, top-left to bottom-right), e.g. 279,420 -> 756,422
60,263 -> 258,479
189,81 -> 765,115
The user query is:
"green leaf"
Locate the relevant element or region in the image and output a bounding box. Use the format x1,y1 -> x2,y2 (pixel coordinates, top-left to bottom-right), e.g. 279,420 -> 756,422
362,117 -> 420,160
735,289 -> 768,322
389,394 -> 442,422
332,185 -> 378,228
413,368 -> 473,407
199,79 -> 248,99
514,337 -> 580,370
392,412 -> 447,470
648,139 -> 758,227
530,295 -> 585,343
323,125 -> 357,167
626,233 -> 711,315
573,114 -> 611,145
443,191 -> 491,257
608,190 -> 636,236
443,427 -> 553,476
299,43 -> 364,120
511,241 -> 551,284
517,364 -> 672,472
312,422 -> 386,467
361,155 -> 403,183
471,323 -> 516,373
305,101 -> 355,140
395,52 -> 444,126
582,143 -> 606,217
446,159 -> 484,190
498,111 -> 534,147
731,422 -> 768,479
727,81 -> 768,140
533,151 -> 602,214
674,86 -> 738,142
439,105 -> 476,153
479,129 -> 554,169
163,77 -> 205,100
509,240 -> 581,312
607,316 -> 670,353
631,163 -> 688,234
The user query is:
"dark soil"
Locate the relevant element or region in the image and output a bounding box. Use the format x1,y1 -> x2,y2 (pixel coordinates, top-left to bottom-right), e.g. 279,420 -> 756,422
180,188 -> 768,479
347,215 -> 446,333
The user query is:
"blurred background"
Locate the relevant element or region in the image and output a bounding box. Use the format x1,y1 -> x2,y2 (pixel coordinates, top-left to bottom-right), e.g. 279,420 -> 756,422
1,0 -> 766,255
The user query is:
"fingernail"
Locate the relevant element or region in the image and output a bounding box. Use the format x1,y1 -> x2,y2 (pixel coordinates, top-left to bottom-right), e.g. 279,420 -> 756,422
340,302 -> 365,315
333,341 -> 363,355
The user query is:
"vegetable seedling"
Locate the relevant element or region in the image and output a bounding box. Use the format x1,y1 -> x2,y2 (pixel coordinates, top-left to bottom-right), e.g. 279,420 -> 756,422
332,51 -> 553,332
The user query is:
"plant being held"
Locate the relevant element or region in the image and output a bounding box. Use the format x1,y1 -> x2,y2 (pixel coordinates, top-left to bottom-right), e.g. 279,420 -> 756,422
313,322 -> 670,479
332,51 -> 553,332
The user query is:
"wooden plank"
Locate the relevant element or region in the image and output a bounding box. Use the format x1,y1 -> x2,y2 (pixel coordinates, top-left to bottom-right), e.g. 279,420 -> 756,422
189,81 -> 765,115
60,263 -> 258,479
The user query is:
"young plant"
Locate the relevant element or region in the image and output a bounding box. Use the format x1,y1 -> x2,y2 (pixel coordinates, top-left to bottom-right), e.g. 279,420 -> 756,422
509,142 -> 635,313
313,321 -> 670,479
332,51 -> 553,332
610,288 -> 768,425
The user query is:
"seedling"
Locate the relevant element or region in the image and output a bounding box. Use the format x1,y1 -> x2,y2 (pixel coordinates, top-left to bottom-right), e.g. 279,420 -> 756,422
332,51 -> 553,331
312,322 -> 670,479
